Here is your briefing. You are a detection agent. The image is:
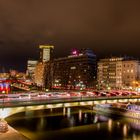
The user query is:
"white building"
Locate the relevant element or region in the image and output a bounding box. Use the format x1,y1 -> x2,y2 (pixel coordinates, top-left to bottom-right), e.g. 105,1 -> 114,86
98,57 -> 140,89
27,60 -> 38,80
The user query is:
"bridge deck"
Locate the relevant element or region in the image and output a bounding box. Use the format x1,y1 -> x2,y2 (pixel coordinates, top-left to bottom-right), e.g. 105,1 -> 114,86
0,96 -> 140,108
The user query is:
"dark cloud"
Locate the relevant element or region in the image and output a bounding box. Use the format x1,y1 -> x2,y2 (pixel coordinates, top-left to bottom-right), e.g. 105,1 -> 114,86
0,0 -> 140,71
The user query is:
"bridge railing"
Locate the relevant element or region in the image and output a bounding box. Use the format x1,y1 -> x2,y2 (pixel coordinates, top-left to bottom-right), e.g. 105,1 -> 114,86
0,95 -> 139,108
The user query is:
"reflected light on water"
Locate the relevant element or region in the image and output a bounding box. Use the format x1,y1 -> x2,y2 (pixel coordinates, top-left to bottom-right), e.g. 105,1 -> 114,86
79,110 -> 82,122
129,119 -> 140,130
50,108 -> 53,112
108,119 -> 112,132
117,121 -> 120,126
37,117 -> 45,131
94,115 -> 98,123
63,107 -> 66,116
123,124 -> 128,137
98,115 -> 109,121
132,133 -> 140,140
133,133 -> 137,140
67,108 -> 71,118
69,117 -> 75,127
97,123 -> 100,130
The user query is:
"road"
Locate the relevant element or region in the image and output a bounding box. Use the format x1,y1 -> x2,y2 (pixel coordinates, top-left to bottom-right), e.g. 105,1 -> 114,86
0,94 -> 139,108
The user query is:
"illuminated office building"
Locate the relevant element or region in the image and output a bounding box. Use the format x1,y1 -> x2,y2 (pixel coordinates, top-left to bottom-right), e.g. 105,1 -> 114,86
51,49 -> 97,90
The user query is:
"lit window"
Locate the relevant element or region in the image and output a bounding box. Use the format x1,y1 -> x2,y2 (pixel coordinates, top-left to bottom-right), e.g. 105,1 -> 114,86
71,66 -> 76,69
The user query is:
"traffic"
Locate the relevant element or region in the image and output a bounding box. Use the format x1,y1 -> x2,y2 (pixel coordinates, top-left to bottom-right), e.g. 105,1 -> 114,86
0,90 -> 139,103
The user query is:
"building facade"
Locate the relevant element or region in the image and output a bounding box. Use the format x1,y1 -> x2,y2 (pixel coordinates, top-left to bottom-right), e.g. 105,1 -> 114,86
26,60 -> 38,80
34,45 -> 54,88
122,60 -> 140,88
51,49 -> 97,90
97,57 -> 140,89
34,62 -> 47,88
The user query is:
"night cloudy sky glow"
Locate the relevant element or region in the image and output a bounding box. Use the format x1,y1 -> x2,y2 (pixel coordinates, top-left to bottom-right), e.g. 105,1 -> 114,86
0,0 -> 140,71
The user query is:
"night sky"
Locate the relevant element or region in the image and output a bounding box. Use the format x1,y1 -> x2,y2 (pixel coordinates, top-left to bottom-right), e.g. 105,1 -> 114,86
0,0 -> 140,71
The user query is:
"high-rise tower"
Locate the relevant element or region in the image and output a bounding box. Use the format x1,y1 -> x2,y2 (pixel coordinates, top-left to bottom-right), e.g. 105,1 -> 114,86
39,45 -> 54,62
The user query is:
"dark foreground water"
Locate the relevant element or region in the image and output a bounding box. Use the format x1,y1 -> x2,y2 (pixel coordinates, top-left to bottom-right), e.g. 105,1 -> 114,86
6,107 -> 140,140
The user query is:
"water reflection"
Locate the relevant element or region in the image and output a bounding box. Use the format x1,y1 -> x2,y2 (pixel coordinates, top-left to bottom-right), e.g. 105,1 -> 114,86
94,115 -> 98,123
108,119 -> 113,132
97,123 -> 100,130
98,114 -> 109,122
78,110 -> 82,122
129,119 -> 140,130
63,107 -> 66,116
37,117 -> 46,131
5,107 -> 140,140
123,124 -> 127,137
67,108 -> 71,118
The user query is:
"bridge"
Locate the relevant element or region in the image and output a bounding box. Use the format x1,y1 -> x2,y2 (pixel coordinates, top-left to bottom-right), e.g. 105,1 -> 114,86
12,83 -> 30,91
0,79 -> 32,92
0,95 -> 140,119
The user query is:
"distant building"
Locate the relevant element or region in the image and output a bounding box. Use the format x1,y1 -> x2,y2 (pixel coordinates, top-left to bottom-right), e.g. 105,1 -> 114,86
51,48 -> 97,90
34,62 -> 47,88
26,60 -> 38,80
97,57 -> 140,89
0,73 -> 9,79
45,61 -> 54,90
122,60 -> 140,88
39,45 -> 54,62
34,45 -> 54,88
9,69 -> 17,77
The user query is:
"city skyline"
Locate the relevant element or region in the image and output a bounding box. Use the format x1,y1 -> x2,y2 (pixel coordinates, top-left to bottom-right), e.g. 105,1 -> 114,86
0,0 -> 140,71
0,1 -> 140,140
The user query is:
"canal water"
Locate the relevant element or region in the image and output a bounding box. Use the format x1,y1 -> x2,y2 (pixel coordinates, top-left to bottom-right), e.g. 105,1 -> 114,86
5,107 -> 140,140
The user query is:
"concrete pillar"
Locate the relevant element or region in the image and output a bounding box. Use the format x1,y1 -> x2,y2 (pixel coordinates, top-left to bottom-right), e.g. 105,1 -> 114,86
0,119 -> 8,133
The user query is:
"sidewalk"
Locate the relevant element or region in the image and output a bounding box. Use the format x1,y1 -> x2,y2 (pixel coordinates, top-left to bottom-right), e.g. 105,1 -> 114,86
0,125 -> 29,140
